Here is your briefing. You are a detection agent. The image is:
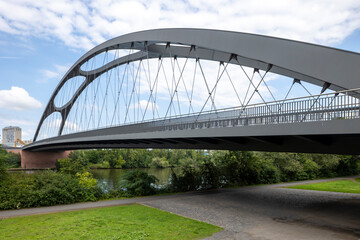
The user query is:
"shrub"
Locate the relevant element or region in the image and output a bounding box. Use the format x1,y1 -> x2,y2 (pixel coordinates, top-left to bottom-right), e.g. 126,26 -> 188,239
5,152 -> 21,168
76,171 -> 97,189
119,170 -> 158,196
170,167 -> 202,192
0,171 -> 104,210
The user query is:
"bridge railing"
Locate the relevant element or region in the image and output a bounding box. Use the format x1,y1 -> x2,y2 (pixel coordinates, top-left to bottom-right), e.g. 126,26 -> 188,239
142,88 -> 360,131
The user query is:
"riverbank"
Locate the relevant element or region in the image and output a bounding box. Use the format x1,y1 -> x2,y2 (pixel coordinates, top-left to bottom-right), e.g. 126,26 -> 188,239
1,175 -> 358,219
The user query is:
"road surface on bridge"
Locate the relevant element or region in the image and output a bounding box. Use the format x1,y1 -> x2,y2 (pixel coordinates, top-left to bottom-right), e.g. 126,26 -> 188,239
1,177 -> 359,240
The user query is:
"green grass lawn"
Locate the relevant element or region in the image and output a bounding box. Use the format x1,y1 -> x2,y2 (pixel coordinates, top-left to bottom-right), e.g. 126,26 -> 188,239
287,180 -> 360,194
355,178 -> 360,183
0,204 -> 222,240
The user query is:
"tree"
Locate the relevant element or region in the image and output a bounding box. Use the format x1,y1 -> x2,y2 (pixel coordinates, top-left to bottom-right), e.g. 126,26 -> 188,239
119,170 -> 158,196
0,155 -> 9,182
109,155 -> 126,168
151,157 -> 169,168
85,150 -> 101,164
55,151 -> 89,175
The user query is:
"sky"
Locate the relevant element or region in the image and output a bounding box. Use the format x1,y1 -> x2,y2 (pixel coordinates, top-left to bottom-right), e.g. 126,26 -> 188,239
0,0 -> 360,141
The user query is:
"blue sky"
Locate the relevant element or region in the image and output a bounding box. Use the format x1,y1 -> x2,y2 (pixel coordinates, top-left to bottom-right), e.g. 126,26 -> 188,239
0,0 -> 360,141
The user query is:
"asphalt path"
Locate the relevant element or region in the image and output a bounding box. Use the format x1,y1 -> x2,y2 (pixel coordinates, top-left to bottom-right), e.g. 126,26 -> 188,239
1,176 -> 359,240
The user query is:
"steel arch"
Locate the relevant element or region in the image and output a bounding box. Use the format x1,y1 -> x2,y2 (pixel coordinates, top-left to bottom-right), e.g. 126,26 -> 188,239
33,28 -> 360,141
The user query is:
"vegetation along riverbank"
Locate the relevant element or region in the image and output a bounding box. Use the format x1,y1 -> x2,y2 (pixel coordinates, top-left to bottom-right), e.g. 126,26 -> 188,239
1,147 -> 359,210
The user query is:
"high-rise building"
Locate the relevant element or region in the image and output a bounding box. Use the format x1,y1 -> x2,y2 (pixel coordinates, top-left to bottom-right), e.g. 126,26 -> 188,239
2,126 -> 22,147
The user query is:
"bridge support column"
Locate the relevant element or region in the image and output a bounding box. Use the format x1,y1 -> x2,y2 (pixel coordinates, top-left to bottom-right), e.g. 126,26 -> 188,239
21,150 -> 71,169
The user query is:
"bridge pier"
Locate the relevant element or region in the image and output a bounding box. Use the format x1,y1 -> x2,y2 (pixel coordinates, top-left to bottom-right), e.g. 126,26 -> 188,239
21,150 -> 71,169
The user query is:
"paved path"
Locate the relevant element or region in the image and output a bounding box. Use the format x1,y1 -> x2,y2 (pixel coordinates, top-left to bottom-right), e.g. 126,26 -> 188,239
1,176 -> 360,240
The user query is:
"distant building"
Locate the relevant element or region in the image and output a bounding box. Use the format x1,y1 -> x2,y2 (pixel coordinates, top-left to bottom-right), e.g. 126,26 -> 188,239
2,126 -> 22,147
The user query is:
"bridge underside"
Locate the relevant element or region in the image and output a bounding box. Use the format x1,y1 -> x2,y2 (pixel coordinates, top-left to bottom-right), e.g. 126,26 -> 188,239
26,118 -> 360,155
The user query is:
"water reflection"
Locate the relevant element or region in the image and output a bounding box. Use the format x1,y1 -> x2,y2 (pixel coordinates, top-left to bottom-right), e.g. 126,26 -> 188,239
90,168 -> 180,190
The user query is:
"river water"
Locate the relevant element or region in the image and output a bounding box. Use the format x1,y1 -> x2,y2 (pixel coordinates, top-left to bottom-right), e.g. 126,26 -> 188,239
90,168 -> 180,189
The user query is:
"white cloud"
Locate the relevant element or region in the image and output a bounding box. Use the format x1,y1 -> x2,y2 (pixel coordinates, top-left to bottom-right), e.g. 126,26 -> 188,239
0,0 -> 359,51
0,86 -> 42,110
21,129 -> 34,140
0,56 -> 21,59
0,116 -> 34,126
38,64 -> 70,83
130,99 -> 159,110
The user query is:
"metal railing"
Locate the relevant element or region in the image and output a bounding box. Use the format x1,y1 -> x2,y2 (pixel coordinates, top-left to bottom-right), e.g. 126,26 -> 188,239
148,88 -> 360,131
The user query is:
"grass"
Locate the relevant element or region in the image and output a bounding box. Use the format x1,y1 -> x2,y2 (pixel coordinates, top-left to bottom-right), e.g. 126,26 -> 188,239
0,204 -> 222,240
355,178 -> 360,183
287,179 -> 360,194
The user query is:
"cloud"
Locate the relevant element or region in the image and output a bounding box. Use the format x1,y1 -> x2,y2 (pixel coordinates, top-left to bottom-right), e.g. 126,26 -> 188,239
0,86 -> 42,110
0,116 -> 34,126
38,64 -> 70,83
21,129 -> 34,140
0,0 -> 359,51
0,56 -> 21,59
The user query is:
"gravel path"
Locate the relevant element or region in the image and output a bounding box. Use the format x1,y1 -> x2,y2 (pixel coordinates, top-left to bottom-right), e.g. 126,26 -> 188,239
1,176 -> 360,240
144,176 -> 360,240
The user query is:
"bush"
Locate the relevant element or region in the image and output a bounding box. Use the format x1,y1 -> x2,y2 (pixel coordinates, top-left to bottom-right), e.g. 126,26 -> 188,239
170,167 -> 202,192
76,171 -> 97,189
5,152 -> 21,168
0,148 -> 21,168
0,171 -> 104,210
119,170 -> 158,196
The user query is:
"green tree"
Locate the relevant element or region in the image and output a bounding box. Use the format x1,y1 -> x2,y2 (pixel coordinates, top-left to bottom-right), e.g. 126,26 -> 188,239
336,155 -> 359,176
109,155 -> 126,168
217,151 -> 261,186
0,154 -> 9,183
119,170 -> 158,196
56,151 -> 89,175
151,157 -> 169,168
85,150 -> 101,164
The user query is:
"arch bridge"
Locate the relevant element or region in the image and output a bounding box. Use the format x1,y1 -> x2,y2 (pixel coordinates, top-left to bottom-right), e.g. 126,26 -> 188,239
24,28 -> 360,156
